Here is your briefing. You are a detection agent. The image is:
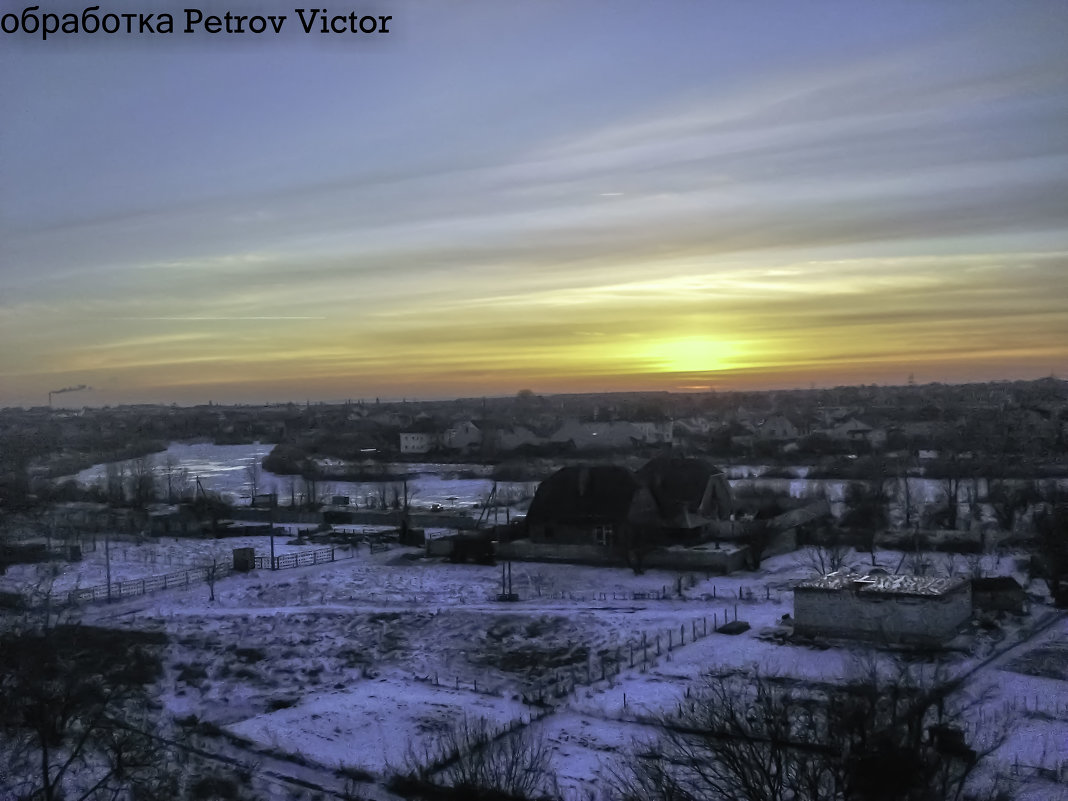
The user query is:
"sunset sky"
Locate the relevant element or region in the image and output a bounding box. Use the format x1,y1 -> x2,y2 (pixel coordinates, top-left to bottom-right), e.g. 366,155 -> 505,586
2,0 -> 1067,407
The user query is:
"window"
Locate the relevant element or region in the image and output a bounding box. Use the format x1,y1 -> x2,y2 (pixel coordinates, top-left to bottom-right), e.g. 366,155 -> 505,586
594,524 -> 615,547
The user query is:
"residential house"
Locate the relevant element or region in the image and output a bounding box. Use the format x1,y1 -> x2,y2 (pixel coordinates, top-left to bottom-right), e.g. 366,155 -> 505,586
634,420 -> 674,445
820,417 -> 883,447
442,420 -> 482,452
496,425 -> 544,452
549,420 -> 645,450
525,465 -> 657,549
636,456 -> 732,542
399,430 -> 435,454
756,415 -> 799,441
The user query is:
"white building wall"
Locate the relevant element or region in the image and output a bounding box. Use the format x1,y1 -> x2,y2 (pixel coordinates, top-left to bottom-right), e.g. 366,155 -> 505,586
635,421 -> 674,443
399,432 -> 433,454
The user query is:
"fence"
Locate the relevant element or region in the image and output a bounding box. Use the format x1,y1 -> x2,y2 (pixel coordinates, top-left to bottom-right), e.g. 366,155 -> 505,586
66,563 -> 233,605
536,583 -> 779,604
253,546 -> 354,570
518,611 -> 741,706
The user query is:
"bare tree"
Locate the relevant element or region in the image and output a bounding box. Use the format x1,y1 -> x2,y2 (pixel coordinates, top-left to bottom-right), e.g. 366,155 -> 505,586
612,659 -> 1004,801
128,455 -> 157,509
0,608 -> 182,801
244,455 -> 262,504
392,715 -> 556,801
162,454 -> 179,503
804,529 -> 852,575
841,481 -> 887,566
1032,501 -> 1068,606
986,480 -> 1040,534
105,461 -> 127,505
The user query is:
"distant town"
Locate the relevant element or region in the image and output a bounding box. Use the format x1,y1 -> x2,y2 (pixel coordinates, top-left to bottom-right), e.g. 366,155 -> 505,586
2,376 -> 1067,800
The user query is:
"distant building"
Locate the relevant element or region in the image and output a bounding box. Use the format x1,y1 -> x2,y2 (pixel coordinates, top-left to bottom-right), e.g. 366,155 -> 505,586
819,417 -> 884,447
442,420 -> 482,452
971,576 -> 1026,614
634,420 -> 674,444
548,419 -> 673,449
399,431 -> 434,454
793,572 -> 972,646
526,458 -> 732,550
495,425 -> 543,451
756,415 -> 799,440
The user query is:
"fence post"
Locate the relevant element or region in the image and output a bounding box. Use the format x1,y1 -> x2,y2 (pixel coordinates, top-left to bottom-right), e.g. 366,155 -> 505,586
185,571 -> 190,587
142,579 -> 146,595
331,547 -> 335,562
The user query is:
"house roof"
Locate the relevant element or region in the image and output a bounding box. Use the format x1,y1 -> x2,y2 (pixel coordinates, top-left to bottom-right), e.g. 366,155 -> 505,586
525,465 -> 642,524
636,456 -> 731,521
796,571 -> 969,597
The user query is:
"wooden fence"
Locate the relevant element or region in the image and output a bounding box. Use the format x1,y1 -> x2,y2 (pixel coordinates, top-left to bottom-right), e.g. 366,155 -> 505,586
253,546 -> 353,570
66,562 -> 233,605
519,611 -> 744,706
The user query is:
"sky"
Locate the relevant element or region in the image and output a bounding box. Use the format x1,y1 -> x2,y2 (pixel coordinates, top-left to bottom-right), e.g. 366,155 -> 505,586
2,0 -> 1067,407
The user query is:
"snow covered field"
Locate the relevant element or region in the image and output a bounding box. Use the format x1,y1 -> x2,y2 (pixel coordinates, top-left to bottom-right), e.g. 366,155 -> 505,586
14,536 -> 1053,800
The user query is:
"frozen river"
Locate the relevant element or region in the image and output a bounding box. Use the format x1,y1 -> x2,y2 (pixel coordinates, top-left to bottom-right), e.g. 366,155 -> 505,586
69,442 -> 537,515
68,443 -> 1067,530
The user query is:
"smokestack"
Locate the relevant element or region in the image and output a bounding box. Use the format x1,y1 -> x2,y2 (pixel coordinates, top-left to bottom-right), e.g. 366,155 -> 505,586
48,385 -> 91,406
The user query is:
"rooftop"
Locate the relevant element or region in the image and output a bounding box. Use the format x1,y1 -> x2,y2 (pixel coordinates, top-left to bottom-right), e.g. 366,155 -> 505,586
796,571 -> 970,597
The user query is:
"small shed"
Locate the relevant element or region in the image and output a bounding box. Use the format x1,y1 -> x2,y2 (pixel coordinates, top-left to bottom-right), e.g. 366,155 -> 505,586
794,572 -> 972,646
971,576 -> 1026,614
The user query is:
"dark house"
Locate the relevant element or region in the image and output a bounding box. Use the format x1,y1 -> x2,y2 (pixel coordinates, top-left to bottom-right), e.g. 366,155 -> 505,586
525,465 -> 659,551
636,456 -> 732,543
971,576 -> 1026,614
525,459 -> 737,563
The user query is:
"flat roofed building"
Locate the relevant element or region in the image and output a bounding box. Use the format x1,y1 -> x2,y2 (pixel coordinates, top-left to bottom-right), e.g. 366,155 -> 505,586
793,571 -> 972,646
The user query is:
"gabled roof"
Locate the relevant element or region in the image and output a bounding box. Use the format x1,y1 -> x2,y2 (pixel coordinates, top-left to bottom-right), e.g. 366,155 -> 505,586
636,456 -> 731,521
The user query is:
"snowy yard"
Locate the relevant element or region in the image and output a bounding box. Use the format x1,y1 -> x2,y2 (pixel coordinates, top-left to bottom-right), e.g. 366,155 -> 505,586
9,535 -> 1061,800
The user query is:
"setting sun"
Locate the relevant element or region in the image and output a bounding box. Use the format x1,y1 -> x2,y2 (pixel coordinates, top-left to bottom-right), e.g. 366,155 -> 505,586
638,337 -> 738,374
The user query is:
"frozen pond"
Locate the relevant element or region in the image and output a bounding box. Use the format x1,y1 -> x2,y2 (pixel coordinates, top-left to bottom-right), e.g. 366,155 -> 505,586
67,442 -> 537,515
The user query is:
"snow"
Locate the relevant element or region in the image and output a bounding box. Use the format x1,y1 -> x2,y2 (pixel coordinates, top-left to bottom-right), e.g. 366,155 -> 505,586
8,498 -> 1061,799
66,442 -> 536,515
228,677 -> 532,774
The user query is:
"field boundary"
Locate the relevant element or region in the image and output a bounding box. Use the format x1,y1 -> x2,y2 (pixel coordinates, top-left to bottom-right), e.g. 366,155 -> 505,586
66,562 -> 233,605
